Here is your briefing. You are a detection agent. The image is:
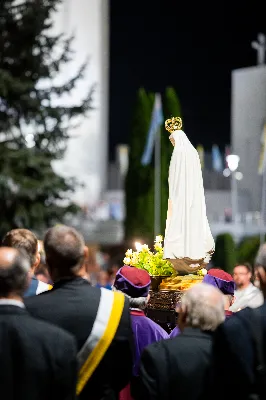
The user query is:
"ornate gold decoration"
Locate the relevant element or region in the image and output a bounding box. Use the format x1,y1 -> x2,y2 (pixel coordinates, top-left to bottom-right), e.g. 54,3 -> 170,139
165,117 -> 182,133
148,290 -> 183,311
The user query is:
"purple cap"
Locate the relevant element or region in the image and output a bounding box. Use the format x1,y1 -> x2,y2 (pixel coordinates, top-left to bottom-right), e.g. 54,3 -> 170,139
203,274 -> 235,295
114,266 -> 151,298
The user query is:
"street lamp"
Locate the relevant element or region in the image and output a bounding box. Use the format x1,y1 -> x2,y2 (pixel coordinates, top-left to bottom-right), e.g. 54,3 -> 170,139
226,155 -> 240,223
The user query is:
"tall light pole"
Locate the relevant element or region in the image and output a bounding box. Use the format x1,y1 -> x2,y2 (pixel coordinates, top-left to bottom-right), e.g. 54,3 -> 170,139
226,155 -> 240,224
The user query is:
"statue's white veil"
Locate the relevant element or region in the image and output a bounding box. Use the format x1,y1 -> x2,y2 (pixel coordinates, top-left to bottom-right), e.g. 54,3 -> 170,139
163,130 -> 214,273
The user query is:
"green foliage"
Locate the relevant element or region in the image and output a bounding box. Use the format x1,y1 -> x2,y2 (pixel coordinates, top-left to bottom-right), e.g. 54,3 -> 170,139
0,0 -> 93,236
123,236 -> 174,276
124,88 -> 154,241
161,87 -> 181,233
212,233 -> 236,274
236,236 -> 263,265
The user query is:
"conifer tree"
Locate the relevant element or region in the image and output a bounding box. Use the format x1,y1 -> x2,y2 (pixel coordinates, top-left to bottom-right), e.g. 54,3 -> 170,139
0,0 -> 93,236
125,88 -> 154,242
212,233 -> 236,274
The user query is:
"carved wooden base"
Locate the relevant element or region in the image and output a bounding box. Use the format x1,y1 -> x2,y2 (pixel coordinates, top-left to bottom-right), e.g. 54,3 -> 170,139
146,289 -> 184,333
148,289 -> 183,311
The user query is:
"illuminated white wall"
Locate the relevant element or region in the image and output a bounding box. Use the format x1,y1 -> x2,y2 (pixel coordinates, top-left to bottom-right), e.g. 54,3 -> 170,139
51,0 -> 109,207
231,66 -> 266,212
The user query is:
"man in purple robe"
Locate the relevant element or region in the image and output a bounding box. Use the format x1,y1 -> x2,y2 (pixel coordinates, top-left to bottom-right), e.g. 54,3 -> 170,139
170,269 -> 236,338
113,266 -> 169,399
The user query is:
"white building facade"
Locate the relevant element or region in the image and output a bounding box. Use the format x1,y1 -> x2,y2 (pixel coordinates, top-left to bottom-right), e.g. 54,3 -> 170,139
231,65 -> 266,212
51,0 -> 109,207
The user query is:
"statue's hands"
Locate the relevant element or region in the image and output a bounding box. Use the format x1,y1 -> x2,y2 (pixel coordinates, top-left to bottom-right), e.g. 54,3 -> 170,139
169,134 -> 175,146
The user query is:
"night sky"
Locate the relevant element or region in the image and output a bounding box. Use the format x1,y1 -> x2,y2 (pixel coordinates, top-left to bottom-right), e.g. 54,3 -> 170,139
109,0 -> 265,160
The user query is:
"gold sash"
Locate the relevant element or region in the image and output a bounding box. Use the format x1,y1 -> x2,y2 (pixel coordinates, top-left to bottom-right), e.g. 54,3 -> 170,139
76,290 -> 125,395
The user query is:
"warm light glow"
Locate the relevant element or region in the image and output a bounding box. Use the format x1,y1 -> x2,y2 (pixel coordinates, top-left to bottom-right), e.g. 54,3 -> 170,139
135,242 -> 142,252
226,154 -> 240,172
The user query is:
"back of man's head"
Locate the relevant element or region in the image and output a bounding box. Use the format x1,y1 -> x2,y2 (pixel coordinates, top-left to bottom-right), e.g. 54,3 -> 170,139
44,225 -> 86,279
180,283 -> 225,332
2,229 -> 38,269
0,247 -> 30,298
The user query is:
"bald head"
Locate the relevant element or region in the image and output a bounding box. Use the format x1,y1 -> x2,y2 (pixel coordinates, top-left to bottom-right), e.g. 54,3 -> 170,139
180,283 -> 225,331
0,247 -> 20,269
44,225 -> 86,280
0,247 -> 30,298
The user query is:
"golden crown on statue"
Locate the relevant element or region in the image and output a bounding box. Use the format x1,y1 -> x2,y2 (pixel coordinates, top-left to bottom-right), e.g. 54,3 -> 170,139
165,117 -> 182,133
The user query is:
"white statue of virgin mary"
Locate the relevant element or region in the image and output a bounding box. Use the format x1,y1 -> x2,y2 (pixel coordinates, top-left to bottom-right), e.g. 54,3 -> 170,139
163,118 -> 215,274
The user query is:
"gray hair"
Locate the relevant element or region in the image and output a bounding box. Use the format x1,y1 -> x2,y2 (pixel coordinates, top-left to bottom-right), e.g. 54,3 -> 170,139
128,296 -> 148,310
0,249 -> 30,297
181,283 -> 225,331
44,225 -> 85,275
255,243 -> 266,269
112,286 -> 148,309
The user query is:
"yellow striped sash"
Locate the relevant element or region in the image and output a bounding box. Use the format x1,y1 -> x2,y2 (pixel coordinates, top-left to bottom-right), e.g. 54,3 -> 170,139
76,289 -> 125,395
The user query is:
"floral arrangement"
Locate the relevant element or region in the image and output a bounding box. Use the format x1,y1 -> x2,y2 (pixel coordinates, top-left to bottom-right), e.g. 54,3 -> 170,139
197,268 -> 208,276
123,235 -> 174,276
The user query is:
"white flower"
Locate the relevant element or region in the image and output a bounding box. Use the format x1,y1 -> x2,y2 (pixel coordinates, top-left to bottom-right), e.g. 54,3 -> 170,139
125,249 -> 133,257
142,244 -> 150,251
201,268 -> 207,276
155,235 -> 163,243
123,257 -> 131,265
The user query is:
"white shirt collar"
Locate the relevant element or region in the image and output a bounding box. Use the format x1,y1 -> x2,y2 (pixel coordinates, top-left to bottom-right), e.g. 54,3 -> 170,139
0,299 -> 25,308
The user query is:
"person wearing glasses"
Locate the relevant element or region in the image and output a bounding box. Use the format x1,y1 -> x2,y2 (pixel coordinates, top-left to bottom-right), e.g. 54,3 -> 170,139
229,263 -> 263,312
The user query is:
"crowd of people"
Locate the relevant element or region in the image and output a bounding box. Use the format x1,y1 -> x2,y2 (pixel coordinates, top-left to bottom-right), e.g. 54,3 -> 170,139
0,225 -> 266,399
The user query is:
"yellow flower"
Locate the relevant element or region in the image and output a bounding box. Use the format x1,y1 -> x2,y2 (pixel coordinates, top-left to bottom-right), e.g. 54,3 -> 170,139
197,268 -> 208,276
125,249 -> 133,257
131,254 -> 139,266
155,235 -> 163,243
123,257 -> 131,265
141,244 -> 150,252
154,242 -> 162,251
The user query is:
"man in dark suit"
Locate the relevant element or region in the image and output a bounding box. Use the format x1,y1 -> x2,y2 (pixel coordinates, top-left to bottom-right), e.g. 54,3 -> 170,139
2,228 -> 52,296
0,247 -> 77,400
212,244 -> 266,400
25,225 -> 133,400
138,283 -> 225,400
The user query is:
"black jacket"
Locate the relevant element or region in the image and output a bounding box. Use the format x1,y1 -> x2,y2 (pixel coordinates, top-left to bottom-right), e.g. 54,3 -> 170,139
25,277 -> 133,400
212,302 -> 266,400
0,304 -> 77,400
138,327 -> 213,400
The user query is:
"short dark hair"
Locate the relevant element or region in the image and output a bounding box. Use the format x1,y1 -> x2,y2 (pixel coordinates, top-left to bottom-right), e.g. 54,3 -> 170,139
234,263 -> 252,273
2,229 -> 38,267
0,249 -> 30,297
44,225 -> 85,276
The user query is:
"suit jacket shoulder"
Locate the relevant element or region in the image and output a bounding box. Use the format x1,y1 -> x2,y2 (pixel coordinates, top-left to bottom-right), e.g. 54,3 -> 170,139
25,278 -> 133,400
139,329 -> 213,400
0,307 -> 77,400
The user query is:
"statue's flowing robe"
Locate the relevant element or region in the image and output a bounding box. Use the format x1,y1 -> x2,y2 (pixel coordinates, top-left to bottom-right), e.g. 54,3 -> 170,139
163,130 -> 214,265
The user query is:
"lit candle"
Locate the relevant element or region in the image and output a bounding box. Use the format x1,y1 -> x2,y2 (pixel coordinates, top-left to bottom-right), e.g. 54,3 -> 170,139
135,242 -> 142,252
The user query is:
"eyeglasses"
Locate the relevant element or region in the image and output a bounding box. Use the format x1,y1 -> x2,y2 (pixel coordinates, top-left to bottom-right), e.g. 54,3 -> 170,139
233,272 -> 249,276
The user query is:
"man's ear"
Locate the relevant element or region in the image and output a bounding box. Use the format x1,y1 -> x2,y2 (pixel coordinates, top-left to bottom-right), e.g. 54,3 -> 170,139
32,252 -> 41,272
177,304 -> 187,331
84,246 -> 89,259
